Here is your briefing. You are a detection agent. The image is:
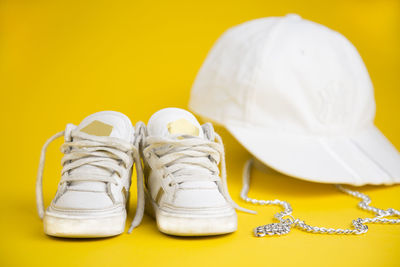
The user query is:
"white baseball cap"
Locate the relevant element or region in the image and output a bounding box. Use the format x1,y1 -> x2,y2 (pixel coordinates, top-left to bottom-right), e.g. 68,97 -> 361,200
189,14 -> 400,186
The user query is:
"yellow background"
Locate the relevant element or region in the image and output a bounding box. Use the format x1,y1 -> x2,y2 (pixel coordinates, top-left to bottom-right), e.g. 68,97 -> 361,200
1,0 -> 399,266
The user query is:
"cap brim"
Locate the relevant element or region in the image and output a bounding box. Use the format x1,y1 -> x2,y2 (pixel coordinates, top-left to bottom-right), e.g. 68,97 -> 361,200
225,122 -> 400,186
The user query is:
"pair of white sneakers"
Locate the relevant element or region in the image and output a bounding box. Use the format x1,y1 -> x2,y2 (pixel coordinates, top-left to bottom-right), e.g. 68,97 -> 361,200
36,108 -> 251,238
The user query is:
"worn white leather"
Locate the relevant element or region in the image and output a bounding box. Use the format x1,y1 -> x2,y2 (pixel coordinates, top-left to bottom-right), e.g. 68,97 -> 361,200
36,111 -> 148,237
51,111 -> 134,211
146,108 -> 228,209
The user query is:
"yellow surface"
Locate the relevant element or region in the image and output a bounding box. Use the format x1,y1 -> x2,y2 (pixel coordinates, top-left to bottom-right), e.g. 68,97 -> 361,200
1,0 -> 399,266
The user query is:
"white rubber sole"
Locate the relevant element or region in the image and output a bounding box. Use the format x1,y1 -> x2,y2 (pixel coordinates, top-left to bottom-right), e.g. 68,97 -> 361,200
43,211 -> 126,238
145,193 -> 237,236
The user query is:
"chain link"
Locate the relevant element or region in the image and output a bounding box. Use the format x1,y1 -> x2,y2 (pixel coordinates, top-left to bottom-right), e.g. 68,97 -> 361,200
241,159 -> 400,237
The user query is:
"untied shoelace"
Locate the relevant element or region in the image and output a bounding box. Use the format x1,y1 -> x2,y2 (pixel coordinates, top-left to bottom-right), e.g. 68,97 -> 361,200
127,123 -> 255,233
36,122 -> 255,234
36,122 -> 145,232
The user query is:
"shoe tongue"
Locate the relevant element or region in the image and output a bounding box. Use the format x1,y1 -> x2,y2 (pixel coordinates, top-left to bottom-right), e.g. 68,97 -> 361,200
76,112 -> 132,140
69,111 -> 133,192
147,108 -> 204,138
148,108 -> 216,189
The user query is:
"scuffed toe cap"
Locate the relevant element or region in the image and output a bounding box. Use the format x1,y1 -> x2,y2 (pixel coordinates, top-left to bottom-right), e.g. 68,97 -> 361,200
52,190 -> 114,210
170,188 -> 230,209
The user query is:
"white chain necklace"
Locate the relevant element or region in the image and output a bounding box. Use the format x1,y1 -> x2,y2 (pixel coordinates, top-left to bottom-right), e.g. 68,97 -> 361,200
240,159 -> 400,237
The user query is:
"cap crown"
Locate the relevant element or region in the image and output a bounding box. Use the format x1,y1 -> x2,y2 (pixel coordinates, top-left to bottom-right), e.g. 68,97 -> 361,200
190,14 -> 376,136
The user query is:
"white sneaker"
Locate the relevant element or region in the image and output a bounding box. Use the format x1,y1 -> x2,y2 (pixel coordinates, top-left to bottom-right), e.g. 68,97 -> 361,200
36,111 -> 144,238
138,108 -> 253,236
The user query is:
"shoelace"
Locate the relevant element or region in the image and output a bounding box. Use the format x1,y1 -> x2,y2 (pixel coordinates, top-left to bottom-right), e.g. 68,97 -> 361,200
36,123 -> 145,233
127,123 -> 255,233
129,122 -> 146,232
241,158 -> 400,236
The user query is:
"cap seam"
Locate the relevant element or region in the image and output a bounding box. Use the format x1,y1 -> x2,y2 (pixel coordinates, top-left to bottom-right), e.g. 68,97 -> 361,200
349,138 -> 394,181
317,138 -> 361,183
